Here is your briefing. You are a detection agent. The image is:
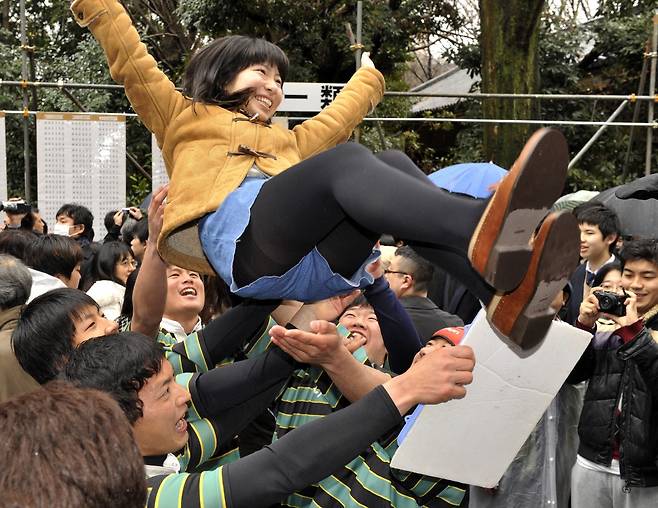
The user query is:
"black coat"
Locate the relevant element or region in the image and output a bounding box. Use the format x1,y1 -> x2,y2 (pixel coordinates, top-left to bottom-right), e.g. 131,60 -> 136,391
568,310 -> 658,487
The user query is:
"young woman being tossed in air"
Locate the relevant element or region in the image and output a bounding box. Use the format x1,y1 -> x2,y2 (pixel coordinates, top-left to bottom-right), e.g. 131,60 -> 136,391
71,0 -> 579,347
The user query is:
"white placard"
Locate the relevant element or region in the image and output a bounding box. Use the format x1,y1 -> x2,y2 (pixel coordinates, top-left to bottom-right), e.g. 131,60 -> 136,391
151,134 -> 168,192
0,114 -> 6,203
281,82 -> 345,112
36,113 -> 126,240
391,311 -> 592,488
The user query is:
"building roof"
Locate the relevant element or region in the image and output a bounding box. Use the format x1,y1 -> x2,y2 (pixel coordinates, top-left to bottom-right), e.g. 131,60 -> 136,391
410,66 -> 479,113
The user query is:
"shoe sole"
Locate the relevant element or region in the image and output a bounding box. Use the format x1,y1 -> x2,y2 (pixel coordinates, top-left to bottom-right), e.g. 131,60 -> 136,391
468,128 -> 569,292
487,210 -> 580,349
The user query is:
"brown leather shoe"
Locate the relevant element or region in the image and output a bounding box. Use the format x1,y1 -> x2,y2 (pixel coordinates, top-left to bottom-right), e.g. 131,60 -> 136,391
468,128 -> 569,292
486,210 -> 579,349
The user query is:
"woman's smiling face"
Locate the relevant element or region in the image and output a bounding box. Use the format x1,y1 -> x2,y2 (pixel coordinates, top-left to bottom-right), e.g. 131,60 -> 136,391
226,62 -> 283,121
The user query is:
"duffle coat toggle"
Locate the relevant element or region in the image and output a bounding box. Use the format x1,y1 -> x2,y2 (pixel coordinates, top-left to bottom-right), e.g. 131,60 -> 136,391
228,144 -> 277,160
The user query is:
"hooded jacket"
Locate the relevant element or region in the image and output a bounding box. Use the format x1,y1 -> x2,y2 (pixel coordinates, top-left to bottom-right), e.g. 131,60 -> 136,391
568,306 -> 658,488
71,0 -> 385,274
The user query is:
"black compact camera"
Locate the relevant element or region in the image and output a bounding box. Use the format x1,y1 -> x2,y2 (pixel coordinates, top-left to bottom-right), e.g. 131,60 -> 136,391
0,199 -> 31,215
593,290 -> 627,317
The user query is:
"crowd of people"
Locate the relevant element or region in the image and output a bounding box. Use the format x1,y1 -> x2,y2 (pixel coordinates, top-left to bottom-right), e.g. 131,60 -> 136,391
0,0 -> 656,506
2,180 -> 657,508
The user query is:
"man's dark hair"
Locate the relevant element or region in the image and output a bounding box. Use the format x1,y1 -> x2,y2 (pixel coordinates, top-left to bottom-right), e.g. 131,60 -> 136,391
63,332 -> 164,424
394,245 -> 435,293
93,240 -> 134,286
619,239 -> 658,270
56,203 -> 95,241
0,229 -> 35,261
574,203 -> 621,243
24,234 -> 83,279
12,288 -> 99,384
0,381 -> 146,508
104,209 -> 119,233
183,35 -> 289,111
125,217 -> 149,246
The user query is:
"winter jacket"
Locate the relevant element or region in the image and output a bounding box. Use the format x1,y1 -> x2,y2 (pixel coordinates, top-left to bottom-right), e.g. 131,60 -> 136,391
71,0 -> 385,274
568,306 -> 658,487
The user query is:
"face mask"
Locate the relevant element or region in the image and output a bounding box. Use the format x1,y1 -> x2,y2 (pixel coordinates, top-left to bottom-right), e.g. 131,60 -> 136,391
53,223 -> 71,237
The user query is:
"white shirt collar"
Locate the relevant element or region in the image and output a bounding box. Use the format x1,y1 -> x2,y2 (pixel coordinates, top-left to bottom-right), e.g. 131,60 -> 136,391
585,253 -> 616,275
160,316 -> 202,343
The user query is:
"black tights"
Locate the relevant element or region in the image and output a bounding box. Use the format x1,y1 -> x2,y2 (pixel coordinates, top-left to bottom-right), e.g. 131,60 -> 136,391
234,143 -> 494,304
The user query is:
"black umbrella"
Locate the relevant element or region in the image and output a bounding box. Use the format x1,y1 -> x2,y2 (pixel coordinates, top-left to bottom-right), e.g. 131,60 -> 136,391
615,173 -> 658,200
590,186 -> 658,240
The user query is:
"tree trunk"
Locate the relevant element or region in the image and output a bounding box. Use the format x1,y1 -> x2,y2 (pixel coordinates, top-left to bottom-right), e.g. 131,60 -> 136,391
479,0 -> 545,168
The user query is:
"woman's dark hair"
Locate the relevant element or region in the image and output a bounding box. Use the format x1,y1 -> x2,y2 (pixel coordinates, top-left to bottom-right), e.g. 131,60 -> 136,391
63,332 -> 164,424
93,241 -> 133,286
0,382 -> 146,508
183,35 -> 288,110
591,260 -> 623,288
25,234 -> 83,280
12,288 -> 100,384
120,267 -> 139,318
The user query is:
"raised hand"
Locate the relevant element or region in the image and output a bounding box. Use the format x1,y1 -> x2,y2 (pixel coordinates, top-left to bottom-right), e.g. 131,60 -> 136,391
383,345 -> 475,415
270,320 -> 364,366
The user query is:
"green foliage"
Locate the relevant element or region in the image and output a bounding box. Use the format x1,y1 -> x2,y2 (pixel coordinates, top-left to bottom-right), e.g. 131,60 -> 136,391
444,2 -> 654,190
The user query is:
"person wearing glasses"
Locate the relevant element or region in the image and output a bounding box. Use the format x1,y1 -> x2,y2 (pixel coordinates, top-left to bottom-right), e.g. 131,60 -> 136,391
86,241 -> 137,320
385,246 -> 463,343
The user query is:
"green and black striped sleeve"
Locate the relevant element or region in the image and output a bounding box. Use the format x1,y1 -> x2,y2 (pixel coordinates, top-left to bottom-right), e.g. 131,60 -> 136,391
146,385 -> 402,508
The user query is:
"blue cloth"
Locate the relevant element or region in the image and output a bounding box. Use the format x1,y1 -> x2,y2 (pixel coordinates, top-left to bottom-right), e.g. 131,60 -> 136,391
199,176 -> 379,301
428,162 -> 507,199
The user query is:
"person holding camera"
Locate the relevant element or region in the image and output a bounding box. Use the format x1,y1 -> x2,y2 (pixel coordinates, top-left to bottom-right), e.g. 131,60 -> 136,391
568,239 -> 658,507
1,198 -> 31,231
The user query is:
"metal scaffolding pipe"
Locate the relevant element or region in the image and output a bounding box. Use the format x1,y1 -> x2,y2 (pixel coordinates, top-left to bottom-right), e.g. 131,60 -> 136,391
646,10 -> 658,175
0,79 -> 655,102
5,109 -> 655,127
568,100 -> 629,169
19,0 -> 31,201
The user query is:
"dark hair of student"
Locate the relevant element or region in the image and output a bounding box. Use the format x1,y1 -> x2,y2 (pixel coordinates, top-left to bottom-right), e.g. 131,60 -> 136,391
183,35 -> 289,111
338,294 -> 373,321
24,234 -> 83,279
574,203 -> 621,243
56,203 -> 95,241
63,332 -> 164,424
0,229 -> 34,261
591,260 -> 623,288
619,238 -> 658,269
12,288 -> 100,384
130,217 -> 149,244
0,381 -> 146,508
93,241 -> 134,286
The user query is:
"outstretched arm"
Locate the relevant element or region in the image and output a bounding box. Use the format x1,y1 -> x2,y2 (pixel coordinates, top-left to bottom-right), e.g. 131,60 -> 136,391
224,345 -> 474,507
70,0 -> 187,145
363,263 -> 423,373
130,185 -> 168,338
292,53 -> 385,158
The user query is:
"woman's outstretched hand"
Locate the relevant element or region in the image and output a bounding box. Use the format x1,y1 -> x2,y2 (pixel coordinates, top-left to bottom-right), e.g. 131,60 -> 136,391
361,52 -> 375,69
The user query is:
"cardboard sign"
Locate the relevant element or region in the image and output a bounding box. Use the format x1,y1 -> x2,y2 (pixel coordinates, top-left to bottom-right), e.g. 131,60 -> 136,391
391,311 -> 591,487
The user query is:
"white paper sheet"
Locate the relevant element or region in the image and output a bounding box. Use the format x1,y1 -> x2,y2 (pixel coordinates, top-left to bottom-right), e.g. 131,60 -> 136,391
151,134 -> 168,192
391,311 -> 592,487
36,113 -> 126,239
